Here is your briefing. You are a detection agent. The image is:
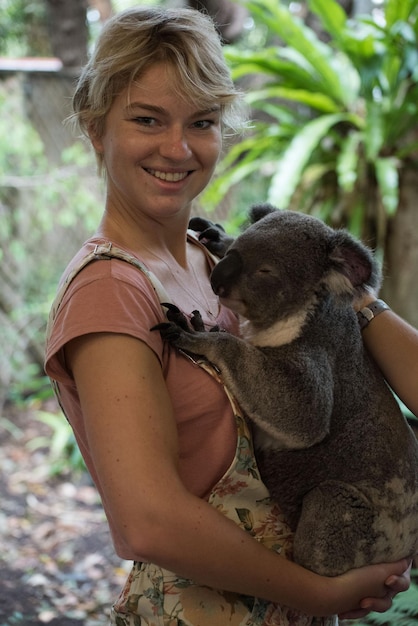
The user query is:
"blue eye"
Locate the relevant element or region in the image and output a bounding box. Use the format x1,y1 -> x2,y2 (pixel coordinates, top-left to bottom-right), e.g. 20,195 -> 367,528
193,119 -> 217,130
134,117 -> 155,126
193,120 -> 209,129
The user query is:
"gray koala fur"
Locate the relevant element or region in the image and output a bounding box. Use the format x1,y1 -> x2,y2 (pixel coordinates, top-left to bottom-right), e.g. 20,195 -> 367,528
159,204 -> 418,576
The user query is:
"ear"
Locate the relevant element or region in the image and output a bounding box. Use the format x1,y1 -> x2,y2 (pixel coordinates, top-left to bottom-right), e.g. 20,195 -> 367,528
325,230 -> 382,296
249,202 -> 279,224
87,122 -> 104,154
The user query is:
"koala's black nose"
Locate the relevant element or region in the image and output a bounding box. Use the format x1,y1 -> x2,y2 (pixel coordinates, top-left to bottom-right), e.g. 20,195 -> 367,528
210,250 -> 243,296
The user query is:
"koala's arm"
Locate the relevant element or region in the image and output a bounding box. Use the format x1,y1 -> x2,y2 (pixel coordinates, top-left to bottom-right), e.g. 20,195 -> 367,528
156,322 -> 334,450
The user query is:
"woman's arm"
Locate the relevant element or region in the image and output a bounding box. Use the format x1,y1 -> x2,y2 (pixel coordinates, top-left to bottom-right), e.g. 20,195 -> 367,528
66,331 -> 410,617
355,296 -> 418,417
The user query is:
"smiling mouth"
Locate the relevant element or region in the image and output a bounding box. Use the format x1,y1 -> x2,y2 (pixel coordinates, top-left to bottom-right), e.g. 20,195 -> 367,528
145,168 -> 190,182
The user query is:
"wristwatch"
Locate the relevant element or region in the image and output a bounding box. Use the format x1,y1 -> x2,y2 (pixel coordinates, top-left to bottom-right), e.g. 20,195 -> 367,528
357,299 -> 391,330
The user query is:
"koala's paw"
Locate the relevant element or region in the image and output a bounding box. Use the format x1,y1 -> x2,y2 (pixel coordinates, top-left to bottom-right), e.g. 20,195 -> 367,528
151,304 -> 217,358
151,321 -> 185,344
190,310 -> 205,331
151,303 -> 193,340
161,303 -> 191,331
189,216 -> 225,234
190,309 -> 221,332
188,216 -> 233,259
151,304 -> 202,345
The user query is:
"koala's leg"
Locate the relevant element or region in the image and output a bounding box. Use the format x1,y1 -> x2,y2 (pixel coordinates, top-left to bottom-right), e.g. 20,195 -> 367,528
293,480 -> 377,576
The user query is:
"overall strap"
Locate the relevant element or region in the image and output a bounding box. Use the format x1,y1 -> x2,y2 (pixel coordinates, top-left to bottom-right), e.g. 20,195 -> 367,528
48,241 -> 171,325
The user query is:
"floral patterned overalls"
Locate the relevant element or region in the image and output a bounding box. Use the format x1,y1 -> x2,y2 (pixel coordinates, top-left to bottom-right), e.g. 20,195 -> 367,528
47,242 -> 336,626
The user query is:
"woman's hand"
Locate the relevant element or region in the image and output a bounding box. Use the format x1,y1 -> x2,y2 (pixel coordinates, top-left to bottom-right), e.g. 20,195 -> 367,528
339,559 -> 412,620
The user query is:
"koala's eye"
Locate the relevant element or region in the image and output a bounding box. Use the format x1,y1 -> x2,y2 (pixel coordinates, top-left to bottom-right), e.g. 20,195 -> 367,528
256,266 -> 274,275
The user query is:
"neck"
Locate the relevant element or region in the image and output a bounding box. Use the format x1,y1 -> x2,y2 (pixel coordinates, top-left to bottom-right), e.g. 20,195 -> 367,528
95,207 -> 219,320
96,212 -> 190,267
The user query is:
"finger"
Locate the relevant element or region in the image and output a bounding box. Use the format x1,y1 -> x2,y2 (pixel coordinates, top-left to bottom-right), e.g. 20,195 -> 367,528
339,609 -> 371,620
341,587 -> 395,619
360,595 -> 393,614
385,560 -> 412,593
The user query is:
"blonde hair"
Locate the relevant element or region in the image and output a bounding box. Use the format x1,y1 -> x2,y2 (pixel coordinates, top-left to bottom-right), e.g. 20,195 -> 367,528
71,6 -> 246,171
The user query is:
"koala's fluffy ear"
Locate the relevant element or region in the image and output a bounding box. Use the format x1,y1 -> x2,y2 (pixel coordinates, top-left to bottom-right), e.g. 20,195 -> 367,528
249,203 -> 279,224
327,230 -> 382,296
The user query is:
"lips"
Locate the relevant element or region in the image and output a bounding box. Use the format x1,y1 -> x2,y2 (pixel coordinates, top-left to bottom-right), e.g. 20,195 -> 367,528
146,168 -> 189,182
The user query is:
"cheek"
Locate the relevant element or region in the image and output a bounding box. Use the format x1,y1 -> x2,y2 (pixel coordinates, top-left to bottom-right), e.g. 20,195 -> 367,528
201,132 -> 223,167
104,135 -> 142,167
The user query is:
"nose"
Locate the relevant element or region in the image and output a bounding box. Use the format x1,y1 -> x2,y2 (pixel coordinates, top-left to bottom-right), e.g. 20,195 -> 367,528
210,250 -> 243,296
159,125 -> 192,161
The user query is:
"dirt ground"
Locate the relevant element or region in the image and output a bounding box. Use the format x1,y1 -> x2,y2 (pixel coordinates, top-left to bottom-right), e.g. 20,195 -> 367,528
2,398 -> 417,626
0,400 -> 130,626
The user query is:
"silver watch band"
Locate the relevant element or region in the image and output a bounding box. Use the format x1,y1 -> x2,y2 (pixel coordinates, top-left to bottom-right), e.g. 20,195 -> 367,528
357,299 -> 391,330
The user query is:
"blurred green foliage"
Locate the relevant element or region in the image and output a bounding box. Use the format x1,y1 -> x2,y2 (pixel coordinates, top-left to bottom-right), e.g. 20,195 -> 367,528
0,80 -> 102,408
203,0 -> 418,251
0,0 -> 50,56
1,0 -> 417,481
28,409 -> 87,475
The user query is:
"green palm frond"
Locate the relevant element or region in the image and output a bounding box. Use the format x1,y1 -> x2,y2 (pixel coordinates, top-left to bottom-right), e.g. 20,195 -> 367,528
204,0 -> 418,247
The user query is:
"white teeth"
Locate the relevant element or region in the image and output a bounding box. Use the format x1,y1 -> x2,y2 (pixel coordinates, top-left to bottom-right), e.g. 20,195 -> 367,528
147,169 -> 188,182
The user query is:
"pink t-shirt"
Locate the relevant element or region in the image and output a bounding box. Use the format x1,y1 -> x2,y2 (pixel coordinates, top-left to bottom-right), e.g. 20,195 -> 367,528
44,237 -> 240,559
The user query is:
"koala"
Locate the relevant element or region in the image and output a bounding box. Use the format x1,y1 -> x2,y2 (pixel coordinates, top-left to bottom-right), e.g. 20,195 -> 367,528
156,204 -> 418,576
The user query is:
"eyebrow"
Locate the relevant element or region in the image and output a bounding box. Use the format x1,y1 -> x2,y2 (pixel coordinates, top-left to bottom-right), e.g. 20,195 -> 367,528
125,102 -> 221,116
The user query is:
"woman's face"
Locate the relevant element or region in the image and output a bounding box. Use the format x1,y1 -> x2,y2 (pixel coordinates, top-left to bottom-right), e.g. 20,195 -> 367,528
91,63 -> 223,222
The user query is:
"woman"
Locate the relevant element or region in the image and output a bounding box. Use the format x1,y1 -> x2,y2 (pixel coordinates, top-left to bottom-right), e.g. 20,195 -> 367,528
45,7 -> 413,625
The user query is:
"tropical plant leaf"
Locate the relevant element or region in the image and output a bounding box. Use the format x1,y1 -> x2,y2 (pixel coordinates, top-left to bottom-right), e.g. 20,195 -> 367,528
267,113 -> 358,206
346,201 -> 365,239
336,131 -> 362,193
248,85 -> 341,113
375,156 -> 399,216
364,101 -> 384,160
386,0 -> 417,27
308,0 -> 347,42
242,0 -> 349,104
206,0 -> 418,251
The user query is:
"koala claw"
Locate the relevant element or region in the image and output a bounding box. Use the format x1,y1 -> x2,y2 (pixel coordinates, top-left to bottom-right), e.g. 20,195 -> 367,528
190,310 -> 205,331
188,217 -> 232,258
161,302 -> 179,310
161,303 -> 190,331
189,216 -> 225,234
151,322 -> 182,343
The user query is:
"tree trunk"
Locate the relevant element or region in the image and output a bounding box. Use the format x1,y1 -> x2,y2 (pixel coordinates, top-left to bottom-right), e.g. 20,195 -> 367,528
187,0 -> 248,43
45,0 -> 89,68
353,0 -> 374,14
382,167 -> 418,327
88,0 -> 114,22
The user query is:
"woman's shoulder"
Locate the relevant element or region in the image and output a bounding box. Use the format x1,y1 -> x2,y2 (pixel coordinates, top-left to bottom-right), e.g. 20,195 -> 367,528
58,237 -> 154,287
45,238 -> 166,380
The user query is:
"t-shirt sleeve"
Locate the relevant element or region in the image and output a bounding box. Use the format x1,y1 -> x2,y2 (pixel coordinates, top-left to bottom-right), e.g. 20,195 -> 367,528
45,257 -> 166,383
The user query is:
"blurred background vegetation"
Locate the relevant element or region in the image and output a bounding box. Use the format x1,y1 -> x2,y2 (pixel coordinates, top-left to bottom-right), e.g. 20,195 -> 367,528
1,0 -> 418,410
0,1 -> 417,621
